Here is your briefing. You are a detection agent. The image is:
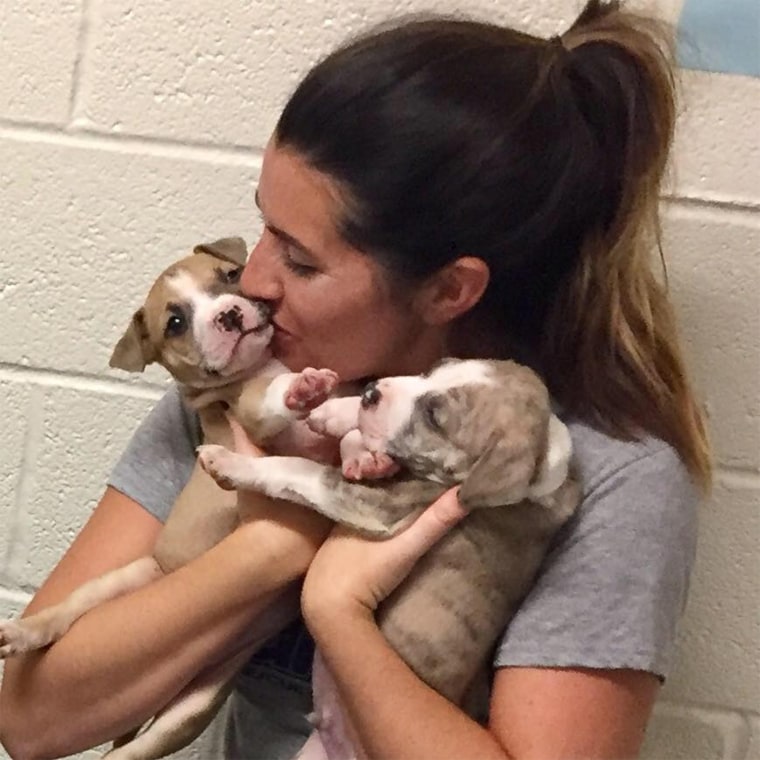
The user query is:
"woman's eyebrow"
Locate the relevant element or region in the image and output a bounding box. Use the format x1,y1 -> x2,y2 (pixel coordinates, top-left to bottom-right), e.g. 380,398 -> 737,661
254,189 -> 315,258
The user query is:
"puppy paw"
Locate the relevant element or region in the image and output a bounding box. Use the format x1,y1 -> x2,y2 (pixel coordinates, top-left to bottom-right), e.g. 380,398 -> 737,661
196,444 -> 244,491
306,403 -> 348,438
285,368 -> 339,416
342,451 -> 400,481
0,619 -> 49,658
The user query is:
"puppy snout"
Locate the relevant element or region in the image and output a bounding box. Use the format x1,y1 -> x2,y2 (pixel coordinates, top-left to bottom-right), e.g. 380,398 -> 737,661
361,381 -> 381,409
215,306 -> 244,332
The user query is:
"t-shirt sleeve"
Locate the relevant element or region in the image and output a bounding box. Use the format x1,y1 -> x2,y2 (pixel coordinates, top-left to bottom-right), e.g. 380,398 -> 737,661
493,443 -> 699,680
107,384 -> 201,523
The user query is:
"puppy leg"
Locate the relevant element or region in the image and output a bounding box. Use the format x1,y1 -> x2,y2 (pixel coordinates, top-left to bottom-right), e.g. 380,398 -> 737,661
306,652 -> 360,760
102,651 -> 245,760
284,367 -> 340,415
306,396 -> 362,439
0,557 -> 162,657
197,447 -> 331,499
196,448 -> 438,537
296,732 -> 331,760
104,585 -> 300,760
237,369 -> 339,441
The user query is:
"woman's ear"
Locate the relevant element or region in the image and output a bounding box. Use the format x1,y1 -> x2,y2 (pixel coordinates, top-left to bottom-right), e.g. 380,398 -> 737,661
416,257 -> 490,326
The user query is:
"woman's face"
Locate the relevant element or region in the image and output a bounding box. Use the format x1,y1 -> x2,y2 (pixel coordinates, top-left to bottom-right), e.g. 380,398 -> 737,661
240,141 -> 445,381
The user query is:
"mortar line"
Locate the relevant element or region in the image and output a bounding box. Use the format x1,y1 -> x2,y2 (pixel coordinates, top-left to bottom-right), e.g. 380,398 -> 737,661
0,119 -> 758,213
656,699 -> 754,758
657,697 -> 756,720
0,120 -> 265,167
68,0 -> 94,124
713,468 -> 760,490
1,387 -> 45,581
663,193 -> 760,215
0,588 -> 33,606
0,363 -> 166,400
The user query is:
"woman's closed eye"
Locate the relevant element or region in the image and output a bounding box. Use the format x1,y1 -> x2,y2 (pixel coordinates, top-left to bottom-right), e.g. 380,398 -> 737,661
257,209 -> 319,278
279,243 -> 319,277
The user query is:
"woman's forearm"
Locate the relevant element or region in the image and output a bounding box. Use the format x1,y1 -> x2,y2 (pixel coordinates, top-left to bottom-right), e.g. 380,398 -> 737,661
2,504 -> 330,760
313,610 -> 512,760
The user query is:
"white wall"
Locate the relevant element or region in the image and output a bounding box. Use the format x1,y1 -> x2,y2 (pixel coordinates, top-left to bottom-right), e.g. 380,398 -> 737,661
0,1 -> 758,758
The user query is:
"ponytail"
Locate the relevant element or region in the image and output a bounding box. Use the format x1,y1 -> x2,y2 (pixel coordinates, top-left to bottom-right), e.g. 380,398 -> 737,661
540,1 -> 712,490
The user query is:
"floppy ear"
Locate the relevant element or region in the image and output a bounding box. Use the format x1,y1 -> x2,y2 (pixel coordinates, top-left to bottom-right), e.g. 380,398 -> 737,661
193,237 -> 248,266
528,415 -> 573,499
457,434 -> 535,509
457,414 -> 572,509
109,308 -> 156,373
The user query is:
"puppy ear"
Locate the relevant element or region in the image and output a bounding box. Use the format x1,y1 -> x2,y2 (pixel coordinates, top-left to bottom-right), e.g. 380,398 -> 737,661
457,434 -> 535,509
528,415 -> 573,499
193,237 -> 248,266
457,414 -> 572,509
109,308 -> 156,373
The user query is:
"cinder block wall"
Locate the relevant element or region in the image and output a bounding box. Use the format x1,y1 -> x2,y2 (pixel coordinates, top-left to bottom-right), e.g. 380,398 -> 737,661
1,1 -> 757,758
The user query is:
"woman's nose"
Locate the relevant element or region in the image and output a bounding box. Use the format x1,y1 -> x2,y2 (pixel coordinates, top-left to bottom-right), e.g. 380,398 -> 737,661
241,237 -> 283,302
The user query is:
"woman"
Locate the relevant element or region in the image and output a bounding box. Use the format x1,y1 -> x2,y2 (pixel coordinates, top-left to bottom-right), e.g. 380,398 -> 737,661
0,2 -> 710,758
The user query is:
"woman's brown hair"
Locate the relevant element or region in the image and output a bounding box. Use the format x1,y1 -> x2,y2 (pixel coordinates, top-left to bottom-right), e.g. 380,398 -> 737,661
276,0 -> 712,490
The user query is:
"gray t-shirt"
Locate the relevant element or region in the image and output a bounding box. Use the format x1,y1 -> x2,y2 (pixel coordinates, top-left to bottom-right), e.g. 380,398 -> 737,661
108,384 -> 698,759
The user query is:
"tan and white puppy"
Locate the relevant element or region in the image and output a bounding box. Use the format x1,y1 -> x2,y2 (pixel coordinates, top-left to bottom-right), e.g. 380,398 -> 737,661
198,358 -> 581,760
0,238 -> 339,760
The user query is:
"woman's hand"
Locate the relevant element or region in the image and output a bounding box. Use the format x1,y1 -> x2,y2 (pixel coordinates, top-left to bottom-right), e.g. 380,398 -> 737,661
226,413 -> 266,458
302,487 -> 467,630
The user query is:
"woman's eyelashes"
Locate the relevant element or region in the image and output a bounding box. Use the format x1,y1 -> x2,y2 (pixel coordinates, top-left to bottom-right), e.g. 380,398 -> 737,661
280,246 -> 318,277
256,210 -> 319,278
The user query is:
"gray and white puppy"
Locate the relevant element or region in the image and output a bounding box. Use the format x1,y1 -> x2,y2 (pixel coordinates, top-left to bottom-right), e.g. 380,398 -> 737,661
198,357 -> 581,760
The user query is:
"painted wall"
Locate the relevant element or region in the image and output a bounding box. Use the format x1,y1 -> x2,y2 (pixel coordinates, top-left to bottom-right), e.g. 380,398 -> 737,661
0,1 -> 757,757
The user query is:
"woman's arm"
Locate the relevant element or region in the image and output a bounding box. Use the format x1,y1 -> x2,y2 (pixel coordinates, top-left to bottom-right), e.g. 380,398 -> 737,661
314,615 -> 657,759
303,493 -> 659,760
0,485 -> 330,760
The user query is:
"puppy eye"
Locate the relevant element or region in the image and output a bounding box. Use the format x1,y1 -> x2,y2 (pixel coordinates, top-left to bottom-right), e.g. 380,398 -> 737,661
223,267 -> 242,284
165,313 -> 187,337
421,395 -> 445,432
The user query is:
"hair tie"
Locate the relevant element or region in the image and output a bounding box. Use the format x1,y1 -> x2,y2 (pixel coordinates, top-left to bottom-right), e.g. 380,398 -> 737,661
550,34 -> 569,52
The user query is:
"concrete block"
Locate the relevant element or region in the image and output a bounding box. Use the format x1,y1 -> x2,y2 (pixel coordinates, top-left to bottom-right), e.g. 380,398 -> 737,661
0,0 -> 81,124
672,69 -> 760,206
747,716 -> 760,760
0,136 -> 259,379
0,382 -> 32,565
4,385 -> 157,589
76,0 -> 617,146
662,203 -> 760,471
663,476 -> 760,712
641,702 -> 749,760
75,0 -> 690,149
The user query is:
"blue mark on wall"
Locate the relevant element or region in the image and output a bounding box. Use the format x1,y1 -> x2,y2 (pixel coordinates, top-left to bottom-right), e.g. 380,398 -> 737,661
678,0 -> 760,78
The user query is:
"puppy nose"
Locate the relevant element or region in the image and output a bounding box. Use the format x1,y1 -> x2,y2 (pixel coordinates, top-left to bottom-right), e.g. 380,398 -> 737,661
216,306 -> 243,332
361,381 -> 381,409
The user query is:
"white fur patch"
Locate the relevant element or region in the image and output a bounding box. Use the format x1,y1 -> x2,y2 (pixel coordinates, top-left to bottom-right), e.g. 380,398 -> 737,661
166,270 -> 218,342
369,360 -> 495,445
260,372 -> 300,420
426,359 -> 495,392
529,414 -> 572,498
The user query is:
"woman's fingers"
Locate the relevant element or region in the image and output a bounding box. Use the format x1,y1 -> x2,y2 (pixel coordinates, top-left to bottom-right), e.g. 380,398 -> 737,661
225,413 -> 265,457
303,487 -> 469,623
394,487 -> 468,558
